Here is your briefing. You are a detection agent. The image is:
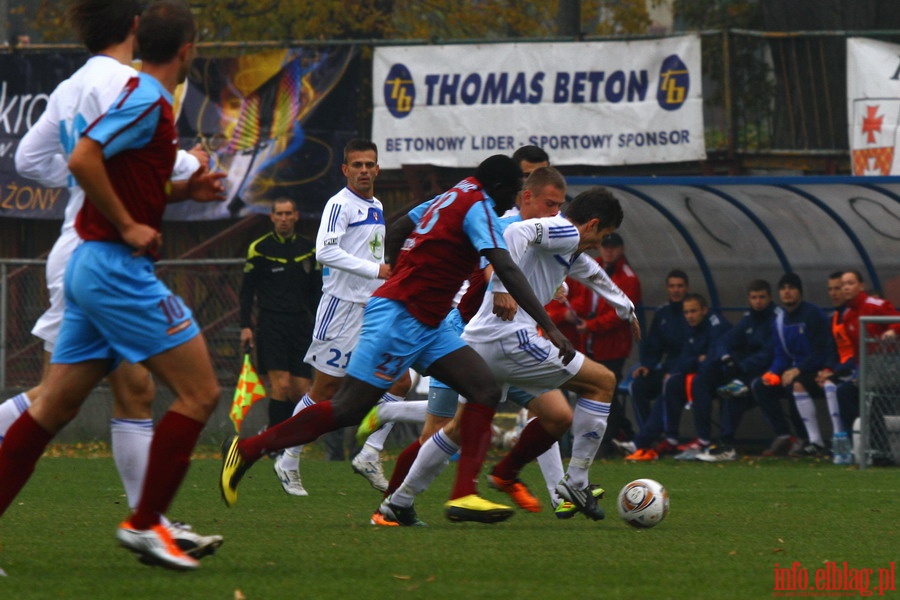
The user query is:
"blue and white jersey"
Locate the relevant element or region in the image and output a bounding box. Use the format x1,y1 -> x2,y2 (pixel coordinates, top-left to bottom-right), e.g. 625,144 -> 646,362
463,213 -> 581,342
463,213 -> 634,343
316,186 -> 386,303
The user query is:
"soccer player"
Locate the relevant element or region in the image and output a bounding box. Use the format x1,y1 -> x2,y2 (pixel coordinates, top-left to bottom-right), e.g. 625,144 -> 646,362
358,166 -> 574,524
272,139 -> 413,496
0,0 -> 221,558
221,154 -> 575,523
0,0 -> 225,571
377,186 -> 637,525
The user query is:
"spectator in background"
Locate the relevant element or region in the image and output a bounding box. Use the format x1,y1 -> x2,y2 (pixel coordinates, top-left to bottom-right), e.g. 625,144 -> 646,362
239,198 -> 320,431
826,270 -> 900,462
753,273 -> 832,457
696,279 -> 776,462
627,269 -> 690,450
626,293 -> 731,461
816,271 -> 855,463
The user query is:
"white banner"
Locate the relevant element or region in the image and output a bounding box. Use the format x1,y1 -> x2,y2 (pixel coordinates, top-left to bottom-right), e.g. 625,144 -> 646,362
847,37 -> 900,175
372,36 -> 705,169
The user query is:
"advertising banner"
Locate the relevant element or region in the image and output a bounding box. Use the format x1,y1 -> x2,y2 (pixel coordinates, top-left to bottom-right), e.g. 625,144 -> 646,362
1,47 -> 359,220
372,36 -> 705,169
847,37 -> 900,176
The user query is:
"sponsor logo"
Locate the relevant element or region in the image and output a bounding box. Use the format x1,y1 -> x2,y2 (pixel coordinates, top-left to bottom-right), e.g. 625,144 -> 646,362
384,63 -> 415,119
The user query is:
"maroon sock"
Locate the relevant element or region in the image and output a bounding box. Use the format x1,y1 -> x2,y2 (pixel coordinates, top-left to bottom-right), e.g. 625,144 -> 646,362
384,438 -> 421,498
451,403 -> 495,500
492,419 -> 558,481
0,411 -> 53,517
239,401 -> 338,461
130,411 -> 203,530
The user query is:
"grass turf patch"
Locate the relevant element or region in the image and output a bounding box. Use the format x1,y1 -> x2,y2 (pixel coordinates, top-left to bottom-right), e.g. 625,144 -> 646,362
0,451 -> 896,599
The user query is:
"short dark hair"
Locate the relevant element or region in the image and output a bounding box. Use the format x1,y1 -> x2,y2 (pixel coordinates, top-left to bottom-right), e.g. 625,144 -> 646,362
564,187 -> 623,229
343,139 -> 378,163
778,272 -> 803,294
70,0 -> 142,54
512,145 -> 550,166
524,166 -> 565,194
683,292 -> 708,309
667,269 -> 688,285
843,269 -> 865,284
272,198 -> 298,213
474,154 -> 522,191
748,279 -> 771,294
828,271 -> 844,280
137,1 -> 196,64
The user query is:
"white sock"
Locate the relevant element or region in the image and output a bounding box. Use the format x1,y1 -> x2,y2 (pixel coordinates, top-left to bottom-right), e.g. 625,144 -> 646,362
377,400 -> 428,424
358,393 -> 405,459
794,391 -> 823,446
0,392 -> 31,440
536,441 -> 565,505
281,394 -> 316,471
566,399 -> 610,489
392,429 -> 457,507
361,424 -> 394,459
823,381 -> 845,434
110,418 -> 154,510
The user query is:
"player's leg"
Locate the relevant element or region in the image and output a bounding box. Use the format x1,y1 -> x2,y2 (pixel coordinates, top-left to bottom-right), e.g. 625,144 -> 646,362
1,233 -> 75,442
489,388 -> 571,513
131,334 -> 220,530
108,361 -> 222,558
379,410 -> 457,526
108,362 -> 155,514
352,370 -> 412,492
0,360 -> 108,517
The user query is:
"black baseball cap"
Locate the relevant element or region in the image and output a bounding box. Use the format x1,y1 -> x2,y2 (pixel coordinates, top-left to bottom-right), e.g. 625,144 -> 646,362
601,232 -> 624,248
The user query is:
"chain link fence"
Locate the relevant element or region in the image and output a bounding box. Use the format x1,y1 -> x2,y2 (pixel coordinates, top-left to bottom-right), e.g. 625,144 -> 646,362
0,258 -> 256,443
857,316 -> 900,469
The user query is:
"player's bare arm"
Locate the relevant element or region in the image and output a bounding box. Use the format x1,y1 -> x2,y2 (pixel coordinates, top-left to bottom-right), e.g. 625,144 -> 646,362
384,211 -> 417,265
68,137 -> 160,255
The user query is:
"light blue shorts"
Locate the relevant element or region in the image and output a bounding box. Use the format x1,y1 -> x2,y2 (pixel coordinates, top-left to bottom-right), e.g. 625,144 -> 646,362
346,297 -> 466,389
52,242 -> 200,366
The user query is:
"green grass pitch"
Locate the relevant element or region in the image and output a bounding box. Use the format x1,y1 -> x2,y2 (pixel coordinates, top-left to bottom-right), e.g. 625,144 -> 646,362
0,448 -> 896,599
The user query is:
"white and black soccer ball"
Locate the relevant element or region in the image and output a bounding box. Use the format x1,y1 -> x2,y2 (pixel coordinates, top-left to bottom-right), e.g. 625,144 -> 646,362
617,478 -> 669,528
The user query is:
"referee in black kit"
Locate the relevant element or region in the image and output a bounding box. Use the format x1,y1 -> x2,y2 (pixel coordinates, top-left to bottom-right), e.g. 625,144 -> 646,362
240,198 -> 321,429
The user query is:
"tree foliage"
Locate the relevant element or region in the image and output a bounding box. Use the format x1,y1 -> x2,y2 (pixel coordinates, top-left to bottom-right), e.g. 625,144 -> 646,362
24,0 -> 661,44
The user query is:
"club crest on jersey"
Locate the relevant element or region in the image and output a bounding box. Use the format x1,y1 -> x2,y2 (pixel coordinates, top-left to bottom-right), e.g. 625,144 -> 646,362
370,232 -> 384,260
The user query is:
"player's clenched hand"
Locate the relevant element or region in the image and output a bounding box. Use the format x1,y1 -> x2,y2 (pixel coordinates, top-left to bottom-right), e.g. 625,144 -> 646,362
122,223 -> 162,256
545,327 -> 575,365
492,292 -> 518,321
187,165 -> 227,202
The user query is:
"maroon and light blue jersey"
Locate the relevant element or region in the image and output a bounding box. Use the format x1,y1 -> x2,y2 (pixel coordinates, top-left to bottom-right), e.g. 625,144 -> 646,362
375,176 -> 507,327
76,73 -> 177,248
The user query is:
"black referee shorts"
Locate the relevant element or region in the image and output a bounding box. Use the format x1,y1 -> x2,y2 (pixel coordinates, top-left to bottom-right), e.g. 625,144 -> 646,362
255,312 -> 313,378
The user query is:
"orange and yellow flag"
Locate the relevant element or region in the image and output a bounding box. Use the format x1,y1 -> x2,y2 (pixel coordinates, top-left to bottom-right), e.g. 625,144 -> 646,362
229,354 -> 267,432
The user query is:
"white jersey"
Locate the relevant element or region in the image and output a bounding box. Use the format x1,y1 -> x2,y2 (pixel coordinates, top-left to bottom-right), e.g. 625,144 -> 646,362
15,54 -> 198,349
316,186 -> 385,303
463,214 -> 635,343
15,55 -> 199,236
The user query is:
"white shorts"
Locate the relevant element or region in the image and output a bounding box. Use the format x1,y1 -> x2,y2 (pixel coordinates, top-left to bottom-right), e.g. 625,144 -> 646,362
31,228 -> 82,352
464,327 -> 585,398
304,293 -> 366,377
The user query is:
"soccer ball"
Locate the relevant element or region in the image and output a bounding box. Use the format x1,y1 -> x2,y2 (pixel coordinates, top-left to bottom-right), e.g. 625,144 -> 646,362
617,478 -> 669,528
